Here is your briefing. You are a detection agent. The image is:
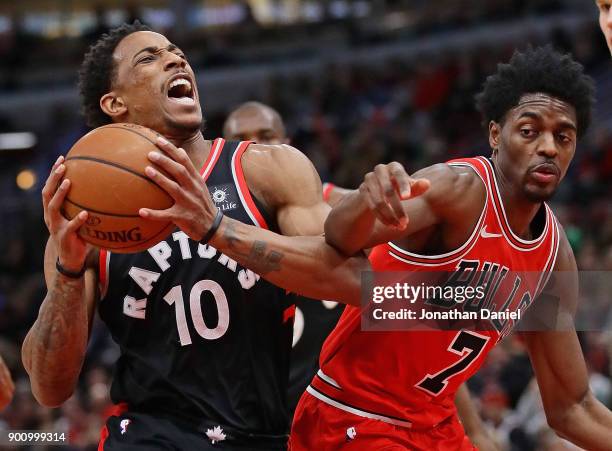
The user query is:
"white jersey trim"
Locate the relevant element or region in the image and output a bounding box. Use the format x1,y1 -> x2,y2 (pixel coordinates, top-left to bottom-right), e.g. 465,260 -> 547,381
387,161 -> 487,261
534,207 -> 560,297
479,157 -> 549,250
317,369 -> 342,390
99,250 -> 111,301
200,138 -> 224,181
231,141 -> 264,228
306,385 -> 413,428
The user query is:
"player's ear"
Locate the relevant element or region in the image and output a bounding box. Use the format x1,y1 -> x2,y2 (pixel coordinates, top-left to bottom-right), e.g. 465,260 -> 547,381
488,121 -> 501,153
100,92 -> 128,119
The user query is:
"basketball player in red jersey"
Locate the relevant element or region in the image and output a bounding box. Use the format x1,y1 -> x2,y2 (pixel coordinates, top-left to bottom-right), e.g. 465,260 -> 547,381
22,22 -> 368,449
224,101 -> 499,450
291,47 -> 612,450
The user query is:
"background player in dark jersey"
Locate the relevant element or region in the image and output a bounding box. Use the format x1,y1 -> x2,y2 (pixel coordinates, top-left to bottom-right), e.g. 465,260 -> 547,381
224,100 -> 500,450
292,47 -> 612,449
21,22 -> 368,450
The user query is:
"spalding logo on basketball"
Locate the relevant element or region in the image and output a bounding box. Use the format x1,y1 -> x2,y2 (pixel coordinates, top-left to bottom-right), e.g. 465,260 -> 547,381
61,123 -> 175,254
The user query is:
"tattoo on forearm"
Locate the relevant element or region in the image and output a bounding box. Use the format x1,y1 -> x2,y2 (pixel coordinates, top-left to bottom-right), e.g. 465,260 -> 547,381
30,275 -> 87,376
222,221 -> 284,275
248,241 -> 284,275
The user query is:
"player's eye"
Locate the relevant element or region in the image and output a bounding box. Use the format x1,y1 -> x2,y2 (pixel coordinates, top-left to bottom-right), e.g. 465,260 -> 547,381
557,133 -> 572,143
520,128 -> 536,138
138,55 -> 155,64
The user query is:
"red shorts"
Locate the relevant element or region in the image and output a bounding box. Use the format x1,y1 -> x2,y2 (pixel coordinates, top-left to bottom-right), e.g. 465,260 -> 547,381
289,391 -> 476,451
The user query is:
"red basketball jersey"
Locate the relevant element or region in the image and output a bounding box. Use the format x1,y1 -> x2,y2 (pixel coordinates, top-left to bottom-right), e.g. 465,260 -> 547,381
309,156 -> 560,429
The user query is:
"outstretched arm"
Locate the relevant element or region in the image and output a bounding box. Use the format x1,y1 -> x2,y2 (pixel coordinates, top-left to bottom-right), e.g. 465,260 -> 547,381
22,156 -> 98,407
140,138 -> 368,306
324,162 -> 484,256
521,231 -> 612,449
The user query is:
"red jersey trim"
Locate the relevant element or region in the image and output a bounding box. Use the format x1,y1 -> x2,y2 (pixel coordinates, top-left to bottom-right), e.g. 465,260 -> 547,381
98,403 -> 128,450
478,157 -> 549,251
200,138 -> 225,181
306,385 -> 413,428
322,182 -> 335,202
283,305 -> 296,323
231,141 -> 269,229
97,425 -> 108,451
98,249 -> 110,300
386,160 -> 487,266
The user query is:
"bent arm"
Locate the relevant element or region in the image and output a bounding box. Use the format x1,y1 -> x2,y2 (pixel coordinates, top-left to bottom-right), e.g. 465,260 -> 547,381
143,139 -> 368,305
208,145 -> 367,306
522,233 -> 612,448
21,239 -> 98,407
325,163 -> 462,256
209,218 -> 366,305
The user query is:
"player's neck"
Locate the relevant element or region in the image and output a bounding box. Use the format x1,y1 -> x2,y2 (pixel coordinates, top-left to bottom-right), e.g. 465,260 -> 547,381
169,131 -> 212,170
495,171 -> 542,240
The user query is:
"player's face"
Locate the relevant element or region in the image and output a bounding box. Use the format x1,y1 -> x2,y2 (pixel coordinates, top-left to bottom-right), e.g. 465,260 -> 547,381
597,0 -> 612,55
224,109 -> 287,144
111,31 -> 202,137
492,93 -> 577,202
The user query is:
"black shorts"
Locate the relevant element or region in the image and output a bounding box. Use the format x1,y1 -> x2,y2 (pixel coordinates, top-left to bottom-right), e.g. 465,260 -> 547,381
99,411 -> 288,450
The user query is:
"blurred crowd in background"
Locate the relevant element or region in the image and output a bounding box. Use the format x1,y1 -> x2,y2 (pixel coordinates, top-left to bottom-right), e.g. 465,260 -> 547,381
0,1 -> 610,450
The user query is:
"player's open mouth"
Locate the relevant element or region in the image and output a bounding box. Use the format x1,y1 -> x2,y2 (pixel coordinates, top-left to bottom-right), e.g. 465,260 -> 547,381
166,75 -> 195,106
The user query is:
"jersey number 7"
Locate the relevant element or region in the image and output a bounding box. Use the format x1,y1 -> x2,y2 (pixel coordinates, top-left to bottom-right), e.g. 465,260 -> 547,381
415,330 -> 490,396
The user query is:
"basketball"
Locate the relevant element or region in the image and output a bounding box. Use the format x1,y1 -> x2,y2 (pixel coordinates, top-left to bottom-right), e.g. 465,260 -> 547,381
61,123 -> 175,254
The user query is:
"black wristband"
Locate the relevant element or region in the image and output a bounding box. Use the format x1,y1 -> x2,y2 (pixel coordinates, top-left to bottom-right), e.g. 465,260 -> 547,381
200,209 -> 224,244
56,258 -> 86,279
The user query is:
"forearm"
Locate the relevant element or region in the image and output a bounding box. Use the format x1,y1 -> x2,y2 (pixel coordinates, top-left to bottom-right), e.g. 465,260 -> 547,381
455,384 -> 484,436
209,216 -> 366,305
22,274 -> 89,407
551,392 -> 612,449
324,190 -> 377,256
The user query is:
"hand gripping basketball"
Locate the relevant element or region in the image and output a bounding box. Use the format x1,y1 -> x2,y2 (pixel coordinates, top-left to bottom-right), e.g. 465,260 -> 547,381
42,155 -> 90,273
139,137 -> 220,241
359,162 -> 430,229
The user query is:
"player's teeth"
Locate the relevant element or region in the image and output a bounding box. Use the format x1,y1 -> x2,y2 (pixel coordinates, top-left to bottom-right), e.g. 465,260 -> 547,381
169,79 -> 191,90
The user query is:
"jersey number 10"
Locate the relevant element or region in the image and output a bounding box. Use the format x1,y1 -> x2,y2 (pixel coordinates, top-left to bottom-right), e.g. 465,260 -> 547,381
164,280 -> 230,346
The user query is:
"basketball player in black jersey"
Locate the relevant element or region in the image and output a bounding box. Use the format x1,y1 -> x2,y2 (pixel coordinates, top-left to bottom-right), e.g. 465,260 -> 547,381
22,22 -> 368,450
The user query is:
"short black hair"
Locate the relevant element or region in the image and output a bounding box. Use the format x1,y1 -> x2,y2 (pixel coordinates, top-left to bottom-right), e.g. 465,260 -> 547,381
78,21 -> 151,128
476,46 -> 595,136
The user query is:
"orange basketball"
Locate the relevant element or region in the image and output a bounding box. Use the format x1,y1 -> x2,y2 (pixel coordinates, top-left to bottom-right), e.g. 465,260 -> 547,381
61,123 -> 175,254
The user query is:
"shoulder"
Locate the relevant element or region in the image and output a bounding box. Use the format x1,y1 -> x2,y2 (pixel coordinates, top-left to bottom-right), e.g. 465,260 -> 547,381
243,143 -> 312,169
241,143 -> 322,208
552,222 -> 577,272
413,163 -> 485,213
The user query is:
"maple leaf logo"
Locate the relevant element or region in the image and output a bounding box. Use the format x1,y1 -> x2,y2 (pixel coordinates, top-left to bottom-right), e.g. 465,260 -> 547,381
205,425 -> 227,444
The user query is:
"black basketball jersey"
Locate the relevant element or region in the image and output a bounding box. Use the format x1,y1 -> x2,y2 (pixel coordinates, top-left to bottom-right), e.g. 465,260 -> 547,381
98,139 -> 294,440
